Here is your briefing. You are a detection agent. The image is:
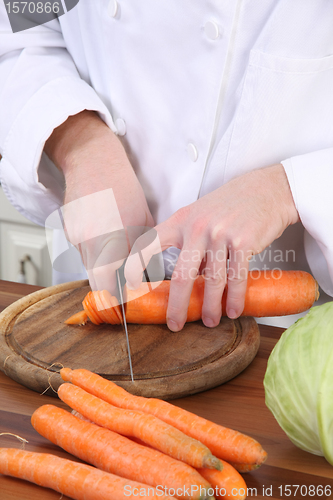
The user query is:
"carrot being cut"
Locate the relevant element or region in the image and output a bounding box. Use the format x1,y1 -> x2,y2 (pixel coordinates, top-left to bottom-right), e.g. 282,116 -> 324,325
60,368 -> 267,467
83,291 -> 102,325
198,462 -> 247,500
58,382 -> 221,471
31,405 -> 215,500
0,448 -> 175,500
65,310 -> 88,325
65,270 -> 319,325
92,289 -> 123,325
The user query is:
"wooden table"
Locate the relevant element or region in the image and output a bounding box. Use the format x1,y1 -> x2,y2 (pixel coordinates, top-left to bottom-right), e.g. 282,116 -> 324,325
0,280 -> 332,500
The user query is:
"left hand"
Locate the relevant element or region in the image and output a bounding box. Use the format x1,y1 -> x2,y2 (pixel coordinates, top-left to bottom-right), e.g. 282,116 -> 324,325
125,164 -> 300,331
45,110 -> 154,296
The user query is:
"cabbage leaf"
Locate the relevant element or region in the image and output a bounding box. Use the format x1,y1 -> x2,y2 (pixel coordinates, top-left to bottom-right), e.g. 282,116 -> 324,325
264,301 -> 333,464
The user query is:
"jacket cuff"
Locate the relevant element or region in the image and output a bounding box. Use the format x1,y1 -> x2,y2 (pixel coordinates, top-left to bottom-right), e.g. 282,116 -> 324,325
281,148 -> 333,295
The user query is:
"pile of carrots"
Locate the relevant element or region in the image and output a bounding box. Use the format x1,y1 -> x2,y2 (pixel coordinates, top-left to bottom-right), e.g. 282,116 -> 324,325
65,270 -> 319,326
0,367 -> 268,500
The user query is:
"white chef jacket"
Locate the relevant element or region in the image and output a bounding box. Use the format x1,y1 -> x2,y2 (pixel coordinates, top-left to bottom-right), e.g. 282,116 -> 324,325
1,0 -> 333,327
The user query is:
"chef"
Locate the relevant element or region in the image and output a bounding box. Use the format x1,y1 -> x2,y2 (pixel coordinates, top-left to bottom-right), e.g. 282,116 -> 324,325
0,0 -> 333,331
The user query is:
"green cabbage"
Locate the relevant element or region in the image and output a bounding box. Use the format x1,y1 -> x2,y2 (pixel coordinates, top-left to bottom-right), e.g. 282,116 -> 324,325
264,301 -> 333,465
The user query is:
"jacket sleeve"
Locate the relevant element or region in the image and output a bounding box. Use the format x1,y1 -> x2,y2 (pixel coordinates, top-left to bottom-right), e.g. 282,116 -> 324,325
0,7 -> 115,226
282,148 -> 333,296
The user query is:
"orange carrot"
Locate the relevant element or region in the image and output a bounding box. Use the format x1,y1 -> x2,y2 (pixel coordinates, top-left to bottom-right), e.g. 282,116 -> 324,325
92,289 -> 122,325
81,290 -> 122,325
61,368 -> 267,467
58,382 -> 221,470
114,426 -> 257,474
65,270 -> 319,325
228,462 -> 260,473
198,462 -> 247,500
31,405 -> 215,500
67,411 -> 247,499
0,448 -> 175,500
65,310 -> 88,325
239,269 -> 318,317
92,290 -> 111,324
82,291 -> 102,325
100,289 -> 123,323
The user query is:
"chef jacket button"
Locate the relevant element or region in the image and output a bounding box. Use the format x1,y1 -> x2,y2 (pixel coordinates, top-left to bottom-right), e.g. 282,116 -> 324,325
204,21 -> 220,40
187,143 -> 198,162
108,0 -> 118,18
115,118 -> 126,136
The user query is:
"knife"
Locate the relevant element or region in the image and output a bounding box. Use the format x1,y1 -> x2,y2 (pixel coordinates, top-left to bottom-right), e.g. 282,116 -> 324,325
116,266 -> 134,382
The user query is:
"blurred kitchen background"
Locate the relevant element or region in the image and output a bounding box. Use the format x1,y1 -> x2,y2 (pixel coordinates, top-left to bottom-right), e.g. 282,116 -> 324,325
0,185 -> 53,287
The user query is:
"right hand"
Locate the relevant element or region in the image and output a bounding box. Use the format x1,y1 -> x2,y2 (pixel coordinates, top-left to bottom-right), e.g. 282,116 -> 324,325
44,110 -> 154,295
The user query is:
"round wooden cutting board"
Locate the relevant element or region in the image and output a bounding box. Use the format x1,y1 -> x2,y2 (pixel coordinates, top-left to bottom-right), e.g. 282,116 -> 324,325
0,280 -> 260,400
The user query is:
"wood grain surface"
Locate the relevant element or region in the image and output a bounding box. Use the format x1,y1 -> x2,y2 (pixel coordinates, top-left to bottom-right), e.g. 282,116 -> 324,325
0,280 -> 333,500
0,280 -> 260,399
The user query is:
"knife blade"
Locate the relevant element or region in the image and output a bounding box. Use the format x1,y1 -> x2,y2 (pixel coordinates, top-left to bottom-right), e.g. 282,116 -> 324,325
116,267 -> 134,382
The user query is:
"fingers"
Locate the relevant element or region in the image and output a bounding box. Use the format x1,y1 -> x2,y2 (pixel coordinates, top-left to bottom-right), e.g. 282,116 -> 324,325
124,219 -> 207,332
124,225 -> 251,329
123,205 -> 254,330
226,247 -> 251,318
166,244 -> 205,331
201,245 -> 227,327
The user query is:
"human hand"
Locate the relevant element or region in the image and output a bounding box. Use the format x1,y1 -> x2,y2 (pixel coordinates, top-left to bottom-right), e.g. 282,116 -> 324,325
44,110 -> 154,295
125,164 -> 300,331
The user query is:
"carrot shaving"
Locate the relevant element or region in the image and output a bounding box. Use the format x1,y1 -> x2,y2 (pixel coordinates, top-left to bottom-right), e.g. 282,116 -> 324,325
82,292 -> 101,325
65,310 -> 88,325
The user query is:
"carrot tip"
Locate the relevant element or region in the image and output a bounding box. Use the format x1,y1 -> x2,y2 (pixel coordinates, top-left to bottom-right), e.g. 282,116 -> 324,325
231,462 -> 261,473
230,448 -> 267,472
203,455 -> 223,471
60,368 -> 73,382
64,310 -> 88,325
256,449 -> 268,466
